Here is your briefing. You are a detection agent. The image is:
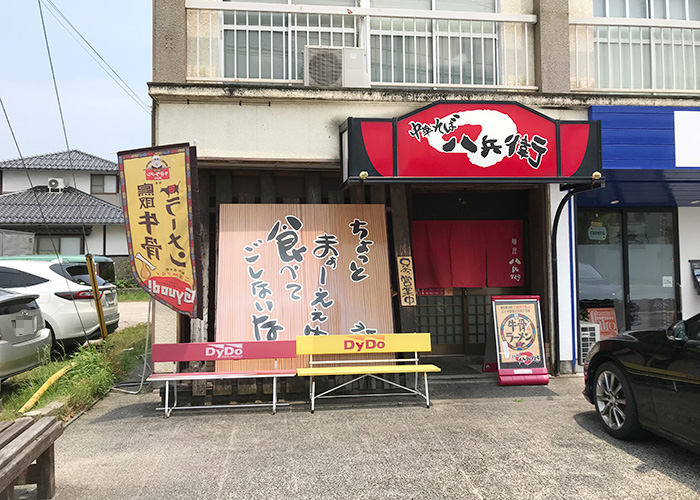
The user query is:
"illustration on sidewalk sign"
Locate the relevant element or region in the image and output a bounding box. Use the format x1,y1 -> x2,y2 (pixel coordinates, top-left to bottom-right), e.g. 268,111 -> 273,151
492,297 -> 546,371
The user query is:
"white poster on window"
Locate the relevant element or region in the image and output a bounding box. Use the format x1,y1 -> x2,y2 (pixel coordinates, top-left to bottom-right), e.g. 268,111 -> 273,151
674,111 -> 700,167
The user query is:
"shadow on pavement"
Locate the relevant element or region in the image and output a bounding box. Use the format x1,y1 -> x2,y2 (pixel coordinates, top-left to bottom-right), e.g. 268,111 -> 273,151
573,410 -> 700,495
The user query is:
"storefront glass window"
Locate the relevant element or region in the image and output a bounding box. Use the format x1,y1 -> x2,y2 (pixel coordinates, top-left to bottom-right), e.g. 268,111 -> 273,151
577,212 -> 625,332
577,209 -> 678,332
626,211 -> 676,329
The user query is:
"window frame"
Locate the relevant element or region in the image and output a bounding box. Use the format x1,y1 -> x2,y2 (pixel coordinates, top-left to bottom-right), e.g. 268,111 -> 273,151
36,235 -> 84,256
90,174 -> 119,195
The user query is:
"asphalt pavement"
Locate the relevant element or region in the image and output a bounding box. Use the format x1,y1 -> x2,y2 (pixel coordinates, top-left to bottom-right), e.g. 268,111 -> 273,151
15,373 -> 700,499
15,302 -> 700,499
114,300 -> 150,331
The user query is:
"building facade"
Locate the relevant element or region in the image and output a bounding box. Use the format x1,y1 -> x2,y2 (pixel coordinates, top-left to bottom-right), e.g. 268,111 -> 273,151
151,0 -> 700,374
0,150 -> 128,257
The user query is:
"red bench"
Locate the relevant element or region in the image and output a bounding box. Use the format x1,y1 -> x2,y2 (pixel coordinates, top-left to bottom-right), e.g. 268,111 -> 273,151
148,341 -> 297,417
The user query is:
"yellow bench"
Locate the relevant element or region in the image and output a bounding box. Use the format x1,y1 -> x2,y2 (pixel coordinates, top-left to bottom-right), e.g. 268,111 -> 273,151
296,333 -> 441,412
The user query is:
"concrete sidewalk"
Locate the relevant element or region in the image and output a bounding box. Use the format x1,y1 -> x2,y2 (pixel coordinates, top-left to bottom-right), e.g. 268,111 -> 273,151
16,375 -> 700,500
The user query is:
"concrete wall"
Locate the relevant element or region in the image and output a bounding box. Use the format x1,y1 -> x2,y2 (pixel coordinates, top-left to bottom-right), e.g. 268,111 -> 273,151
2,170 -> 91,193
153,0 -> 186,83
155,97 -> 588,161
2,171 -> 120,206
679,207 -> 700,319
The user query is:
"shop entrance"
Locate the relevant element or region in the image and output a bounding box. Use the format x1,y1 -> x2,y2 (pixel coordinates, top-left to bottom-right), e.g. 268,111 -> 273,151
411,186 -> 547,360
416,287 -> 522,356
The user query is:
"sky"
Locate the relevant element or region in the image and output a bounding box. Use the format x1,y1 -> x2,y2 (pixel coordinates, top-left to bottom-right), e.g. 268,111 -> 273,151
0,1 -> 151,164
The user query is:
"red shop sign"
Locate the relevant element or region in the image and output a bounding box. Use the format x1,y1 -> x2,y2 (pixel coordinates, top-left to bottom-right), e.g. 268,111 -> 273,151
340,101 -> 601,183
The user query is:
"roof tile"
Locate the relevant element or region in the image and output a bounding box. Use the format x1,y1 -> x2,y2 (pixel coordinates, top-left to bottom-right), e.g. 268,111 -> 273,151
0,150 -> 117,172
0,186 -> 124,224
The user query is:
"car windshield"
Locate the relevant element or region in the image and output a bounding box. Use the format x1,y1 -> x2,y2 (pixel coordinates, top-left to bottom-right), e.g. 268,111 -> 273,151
49,263 -> 107,287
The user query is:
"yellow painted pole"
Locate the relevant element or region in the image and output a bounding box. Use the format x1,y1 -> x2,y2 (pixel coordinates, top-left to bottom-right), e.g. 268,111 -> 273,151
85,254 -> 108,341
18,363 -> 75,414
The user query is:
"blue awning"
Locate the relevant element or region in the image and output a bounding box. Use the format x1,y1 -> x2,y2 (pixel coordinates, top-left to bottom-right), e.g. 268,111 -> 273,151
577,168 -> 700,208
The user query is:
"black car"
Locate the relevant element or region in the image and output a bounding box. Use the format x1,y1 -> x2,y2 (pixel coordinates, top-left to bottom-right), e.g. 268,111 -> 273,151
583,313 -> 700,454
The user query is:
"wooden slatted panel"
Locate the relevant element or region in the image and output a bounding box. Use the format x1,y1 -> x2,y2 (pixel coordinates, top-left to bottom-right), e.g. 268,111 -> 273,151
215,204 -> 394,371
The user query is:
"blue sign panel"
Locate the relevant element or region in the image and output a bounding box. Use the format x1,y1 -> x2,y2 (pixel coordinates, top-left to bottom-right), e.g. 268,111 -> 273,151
590,105 -> 700,170
580,106 -> 700,207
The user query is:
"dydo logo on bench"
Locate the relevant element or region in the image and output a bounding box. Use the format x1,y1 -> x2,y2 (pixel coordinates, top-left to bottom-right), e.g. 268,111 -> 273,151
343,336 -> 387,353
205,343 -> 244,360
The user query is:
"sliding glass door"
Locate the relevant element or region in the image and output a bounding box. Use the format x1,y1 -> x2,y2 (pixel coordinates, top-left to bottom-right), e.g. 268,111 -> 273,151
626,211 -> 677,329
577,209 -> 679,332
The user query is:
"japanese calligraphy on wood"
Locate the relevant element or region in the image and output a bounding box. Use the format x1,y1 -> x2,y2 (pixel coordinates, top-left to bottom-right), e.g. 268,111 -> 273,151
118,144 -> 201,318
215,204 -> 394,371
491,296 -> 549,386
396,257 -> 417,307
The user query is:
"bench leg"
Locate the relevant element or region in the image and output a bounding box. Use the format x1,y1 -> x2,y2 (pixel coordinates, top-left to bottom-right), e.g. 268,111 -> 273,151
36,443 -> 56,499
311,377 -> 316,414
164,380 -> 171,418
424,372 -> 430,408
272,377 -> 277,414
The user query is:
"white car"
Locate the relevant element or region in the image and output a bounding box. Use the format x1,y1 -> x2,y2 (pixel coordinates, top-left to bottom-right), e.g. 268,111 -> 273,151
0,259 -> 119,348
0,288 -> 51,387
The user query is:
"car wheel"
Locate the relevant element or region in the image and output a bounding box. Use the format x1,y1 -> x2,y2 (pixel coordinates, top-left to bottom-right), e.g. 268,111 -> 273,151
593,361 -> 642,440
46,323 -> 65,360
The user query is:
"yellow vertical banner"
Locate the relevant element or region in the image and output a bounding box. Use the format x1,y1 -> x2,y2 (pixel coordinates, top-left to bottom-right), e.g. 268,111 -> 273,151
118,144 -> 201,318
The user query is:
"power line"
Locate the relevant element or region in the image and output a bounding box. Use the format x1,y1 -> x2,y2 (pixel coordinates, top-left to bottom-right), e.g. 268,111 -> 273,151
1,94 -> 93,344
39,0 -> 151,115
37,0 -> 91,254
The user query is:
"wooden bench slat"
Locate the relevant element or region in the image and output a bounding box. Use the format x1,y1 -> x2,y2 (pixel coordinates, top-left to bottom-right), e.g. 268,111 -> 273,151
0,418 -> 63,494
0,418 -> 57,472
298,364 -> 441,377
0,418 -> 34,452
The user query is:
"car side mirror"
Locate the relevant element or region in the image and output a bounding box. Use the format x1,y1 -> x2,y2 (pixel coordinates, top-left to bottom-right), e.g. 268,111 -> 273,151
667,321 -> 687,341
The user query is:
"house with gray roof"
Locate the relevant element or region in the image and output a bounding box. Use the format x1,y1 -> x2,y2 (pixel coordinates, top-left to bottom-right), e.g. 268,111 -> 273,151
0,150 -> 127,257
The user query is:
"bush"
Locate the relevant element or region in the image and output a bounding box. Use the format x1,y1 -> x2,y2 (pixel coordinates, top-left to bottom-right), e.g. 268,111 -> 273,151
0,324 -> 148,421
116,277 -> 138,289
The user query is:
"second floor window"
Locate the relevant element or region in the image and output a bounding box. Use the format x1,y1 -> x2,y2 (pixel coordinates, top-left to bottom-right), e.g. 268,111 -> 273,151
592,0 -> 700,90
217,0 -> 527,88
91,174 -> 118,195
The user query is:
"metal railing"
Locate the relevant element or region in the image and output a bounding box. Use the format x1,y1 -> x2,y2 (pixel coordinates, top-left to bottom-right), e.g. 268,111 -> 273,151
186,1 -> 537,91
571,16 -> 700,93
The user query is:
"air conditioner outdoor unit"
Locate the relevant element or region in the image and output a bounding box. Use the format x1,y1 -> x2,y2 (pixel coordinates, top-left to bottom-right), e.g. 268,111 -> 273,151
578,321 -> 601,365
303,46 -> 370,88
47,178 -> 65,192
